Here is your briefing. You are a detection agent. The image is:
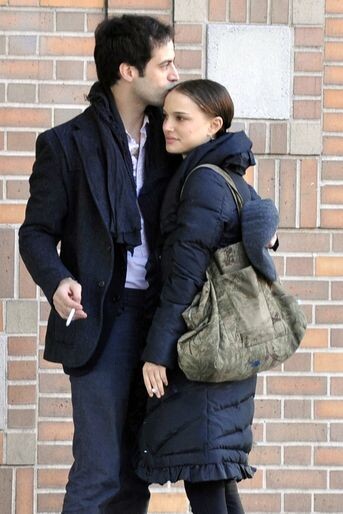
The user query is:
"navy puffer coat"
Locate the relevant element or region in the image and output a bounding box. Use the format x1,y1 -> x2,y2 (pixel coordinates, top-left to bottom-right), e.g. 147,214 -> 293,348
136,132 -> 258,485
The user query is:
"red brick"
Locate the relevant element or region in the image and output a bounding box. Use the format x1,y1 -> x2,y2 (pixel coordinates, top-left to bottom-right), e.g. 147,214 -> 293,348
284,493 -> 312,512
39,397 -> 72,418
0,229 -> 15,298
325,42 -> 343,61
267,469 -> 326,489
316,256 -> 343,276
294,51 -> 323,72
254,399 -> 281,419
284,399 -> 312,419
300,159 -> 317,228
331,377 -> 343,395
16,468 -> 33,514
257,159 -> 275,199
321,208 -> 343,227
295,27 -> 324,47
7,132 -> 36,152
325,65 -> 343,84
39,372 -> 70,394
322,185 -> 343,205
8,385 -> 36,405
278,231 -> 330,252
250,0 -> 267,22
314,494 -> 343,513
8,361 -> 37,381
314,353 -> 343,372
229,0 -> 247,22
315,400 -> 343,418
270,123 -> 287,154
19,258 -> 36,299
56,61 -> 84,81
8,336 -> 36,356
294,75 -> 322,95
332,329 -> 343,347
39,84 -> 89,105
249,122 -> 266,154
6,180 -> 30,202
7,409 -> 36,429
37,492 -> 64,513
0,108 -> 51,128
271,0 -> 289,23
0,432 -> 3,464
240,493 -> 281,512
37,468 -> 68,489
148,492 -> 189,513
0,204 -> 26,224
324,90 -> 343,109
56,12 -> 85,32
279,159 -> 296,228
250,445 -> 281,465
293,100 -> 321,119
295,258 -> 314,288
283,352 -> 312,372
316,304 -> 343,323
0,156 -> 34,175
175,49 -> 201,69
0,60 -> 53,80
330,470 -> 343,489
174,24 -> 202,44
284,446 -> 312,465
326,18 -> 343,37
301,328 -> 328,348
322,160 -> 343,180
0,11 -> 53,31
42,0 -> 102,6
282,279 -> 328,300
8,36 -> 36,56
209,0 -> 226,21
267,376 -> 327,395
0,468 -> 13,514
40,36 -> 94,57
324,113 -> 343,132
315,446 -> 343,465
327,0 -> 343,13
38,421 -> 74,441
38,444 -> 73,465
267,422 -> 327,442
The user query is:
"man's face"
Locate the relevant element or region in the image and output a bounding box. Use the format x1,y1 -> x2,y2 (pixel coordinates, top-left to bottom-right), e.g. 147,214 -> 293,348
132,40 -> 179,106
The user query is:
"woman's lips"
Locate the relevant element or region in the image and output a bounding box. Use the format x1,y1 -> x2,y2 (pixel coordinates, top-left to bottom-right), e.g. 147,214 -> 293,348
165,137 -> 178,144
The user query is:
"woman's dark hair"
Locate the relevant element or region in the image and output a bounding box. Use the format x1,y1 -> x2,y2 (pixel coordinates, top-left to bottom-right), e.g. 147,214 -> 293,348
170,79 -> 234,136
94,15 -> 174,88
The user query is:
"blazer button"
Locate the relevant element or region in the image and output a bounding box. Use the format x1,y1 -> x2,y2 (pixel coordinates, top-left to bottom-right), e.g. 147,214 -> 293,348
112,295 -> 120,302
98,280 -> 105,288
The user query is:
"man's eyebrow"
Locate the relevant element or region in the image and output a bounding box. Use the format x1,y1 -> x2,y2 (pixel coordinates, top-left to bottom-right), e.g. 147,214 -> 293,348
159,59 -> 173,65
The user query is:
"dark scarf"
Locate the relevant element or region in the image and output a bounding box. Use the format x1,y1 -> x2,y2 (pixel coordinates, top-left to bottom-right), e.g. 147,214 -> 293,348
87,82 -> 142,252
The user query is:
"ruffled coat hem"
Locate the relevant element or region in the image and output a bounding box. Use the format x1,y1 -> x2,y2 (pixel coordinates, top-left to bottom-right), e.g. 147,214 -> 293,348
135,460 -> 256,485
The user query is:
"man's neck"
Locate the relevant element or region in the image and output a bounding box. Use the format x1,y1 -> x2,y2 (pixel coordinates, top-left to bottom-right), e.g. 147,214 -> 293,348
111,84 -> 146,142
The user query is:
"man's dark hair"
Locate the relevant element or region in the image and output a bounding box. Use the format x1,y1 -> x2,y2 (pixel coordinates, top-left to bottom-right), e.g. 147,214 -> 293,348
94,15 -> 174,88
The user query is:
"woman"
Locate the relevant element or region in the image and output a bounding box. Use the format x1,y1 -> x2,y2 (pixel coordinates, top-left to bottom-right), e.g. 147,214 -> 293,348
136,80 -> 260,514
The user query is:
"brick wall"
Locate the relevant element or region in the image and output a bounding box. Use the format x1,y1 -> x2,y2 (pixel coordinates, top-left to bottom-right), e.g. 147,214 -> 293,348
0,0 -> 342,513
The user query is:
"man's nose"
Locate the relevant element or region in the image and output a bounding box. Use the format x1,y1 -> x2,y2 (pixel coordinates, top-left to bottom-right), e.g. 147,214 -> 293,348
169,63 -> 179,82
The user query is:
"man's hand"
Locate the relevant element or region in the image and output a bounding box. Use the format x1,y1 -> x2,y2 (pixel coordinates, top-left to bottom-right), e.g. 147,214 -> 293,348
52,277 -> 87,322
143,362 -> 168,399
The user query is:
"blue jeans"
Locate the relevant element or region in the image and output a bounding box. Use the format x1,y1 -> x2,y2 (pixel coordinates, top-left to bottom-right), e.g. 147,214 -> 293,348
62,289 -> 150,514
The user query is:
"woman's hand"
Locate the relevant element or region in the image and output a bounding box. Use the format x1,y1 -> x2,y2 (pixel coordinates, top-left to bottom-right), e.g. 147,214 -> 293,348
143,362 -> 168,399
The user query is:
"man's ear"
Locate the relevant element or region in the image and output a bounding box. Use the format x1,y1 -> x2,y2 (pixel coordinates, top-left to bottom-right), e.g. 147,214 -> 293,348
118,62 -> 137,82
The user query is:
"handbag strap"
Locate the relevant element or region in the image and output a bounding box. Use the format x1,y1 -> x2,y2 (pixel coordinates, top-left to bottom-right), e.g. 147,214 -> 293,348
180,164 -> 244,212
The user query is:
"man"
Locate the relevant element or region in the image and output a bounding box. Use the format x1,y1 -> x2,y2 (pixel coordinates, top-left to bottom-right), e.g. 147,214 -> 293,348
19,15 -> 179,514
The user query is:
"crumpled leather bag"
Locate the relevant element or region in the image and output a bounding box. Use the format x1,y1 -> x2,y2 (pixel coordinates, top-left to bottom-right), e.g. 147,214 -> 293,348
177,165 -> 307,382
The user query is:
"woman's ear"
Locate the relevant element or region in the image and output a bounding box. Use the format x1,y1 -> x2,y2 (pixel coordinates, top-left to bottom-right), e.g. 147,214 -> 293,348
209,116 -> 224,137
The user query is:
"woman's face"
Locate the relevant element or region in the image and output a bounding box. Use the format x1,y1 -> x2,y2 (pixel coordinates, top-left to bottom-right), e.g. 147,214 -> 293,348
163,89 -> 221,155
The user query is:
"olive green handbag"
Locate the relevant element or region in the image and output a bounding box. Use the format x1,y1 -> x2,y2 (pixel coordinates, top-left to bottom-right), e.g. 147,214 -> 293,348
177,165 -> 307,383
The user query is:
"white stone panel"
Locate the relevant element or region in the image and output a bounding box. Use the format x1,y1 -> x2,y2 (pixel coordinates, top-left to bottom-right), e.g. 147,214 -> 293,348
175,0 -> 207,22
293,0 -> 325,25
290,122 -> 322,155
207,24 -> 292,119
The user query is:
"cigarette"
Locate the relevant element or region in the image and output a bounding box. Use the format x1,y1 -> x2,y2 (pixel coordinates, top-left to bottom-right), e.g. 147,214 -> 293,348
66,308 -> 75,327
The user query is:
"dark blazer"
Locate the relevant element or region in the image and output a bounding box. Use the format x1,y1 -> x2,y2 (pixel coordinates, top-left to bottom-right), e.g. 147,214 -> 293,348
136,132 -> 258,485
19,100 -> 175,368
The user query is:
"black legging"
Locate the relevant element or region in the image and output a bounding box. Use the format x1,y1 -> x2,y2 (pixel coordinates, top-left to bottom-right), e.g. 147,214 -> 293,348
184,479 -> 245,514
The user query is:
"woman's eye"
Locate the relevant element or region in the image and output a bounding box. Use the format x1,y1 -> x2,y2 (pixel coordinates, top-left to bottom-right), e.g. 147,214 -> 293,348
176,116 -> 184,121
